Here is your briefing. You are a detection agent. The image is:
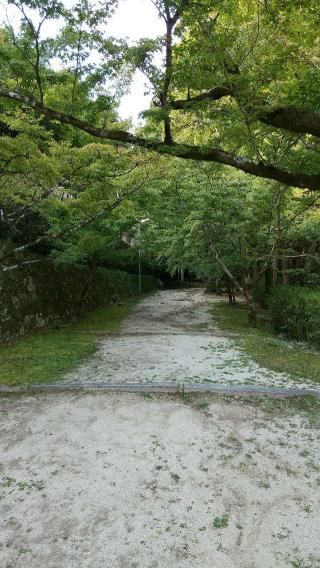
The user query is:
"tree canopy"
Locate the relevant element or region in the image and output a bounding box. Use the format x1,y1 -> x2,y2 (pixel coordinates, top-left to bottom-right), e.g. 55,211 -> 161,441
1,0 -> 320,326
0,0 -> 320,190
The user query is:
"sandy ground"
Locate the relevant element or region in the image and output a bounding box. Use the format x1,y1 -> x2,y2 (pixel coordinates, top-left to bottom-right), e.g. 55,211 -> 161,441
0,393 -> 319,568
62,288 -> 312,389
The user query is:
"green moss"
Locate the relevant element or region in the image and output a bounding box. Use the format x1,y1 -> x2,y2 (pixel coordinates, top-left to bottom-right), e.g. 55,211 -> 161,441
0,299 -> 137,387
213,302 -> 320,385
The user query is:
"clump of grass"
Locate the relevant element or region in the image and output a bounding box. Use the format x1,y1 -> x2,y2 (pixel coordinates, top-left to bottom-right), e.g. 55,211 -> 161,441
140,392 -> 153,400
213,514 -> 229,529
213,302 -> 320,385
0,300 -> 137,387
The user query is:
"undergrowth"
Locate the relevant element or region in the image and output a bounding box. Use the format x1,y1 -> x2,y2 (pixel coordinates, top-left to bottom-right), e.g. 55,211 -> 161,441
0,300 -> 137,387
213,302 -> 320,386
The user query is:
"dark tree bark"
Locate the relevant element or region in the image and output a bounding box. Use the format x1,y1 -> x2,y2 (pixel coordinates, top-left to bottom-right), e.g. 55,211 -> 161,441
170,88 -> 320,138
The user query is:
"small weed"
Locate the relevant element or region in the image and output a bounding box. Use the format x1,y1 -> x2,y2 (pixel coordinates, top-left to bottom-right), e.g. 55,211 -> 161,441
1,476 -> 15,488
286,554 -> 320,567
170,472 -> 180,483
140,392 -> 153,400
216,542 -> 227,552
299,449 -> 310,458
274,527 -> 291,540
180,393 -> 193,404
18,548 -> 31,555
1,476 -> 44,493
213,513 -> 229,529
258,479 -> 271,489
306,460 -> 320,472
236,524 -> 243,546
195,402 -> 210,411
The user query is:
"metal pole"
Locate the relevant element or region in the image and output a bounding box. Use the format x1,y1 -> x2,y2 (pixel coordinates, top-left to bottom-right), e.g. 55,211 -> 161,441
138,247 -> 142,294
138,224 -> 142,294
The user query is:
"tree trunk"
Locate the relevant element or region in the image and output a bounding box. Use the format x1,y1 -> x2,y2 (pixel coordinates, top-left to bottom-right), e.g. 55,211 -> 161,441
203,230 -> 256,326
77,263 -> 96,316
247,296 -> 257,327
227,282 -> 236,305
282,256 -> 290,284
265,265 -> 272,294
271,254 -> 278,287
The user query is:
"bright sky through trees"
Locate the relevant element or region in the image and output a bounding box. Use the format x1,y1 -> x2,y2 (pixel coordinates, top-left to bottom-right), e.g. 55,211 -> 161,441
109,0 -> 163,123
1,0 -> 163,123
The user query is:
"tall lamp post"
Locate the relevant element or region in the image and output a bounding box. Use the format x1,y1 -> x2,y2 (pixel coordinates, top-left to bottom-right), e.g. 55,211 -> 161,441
137,218 -> 149,294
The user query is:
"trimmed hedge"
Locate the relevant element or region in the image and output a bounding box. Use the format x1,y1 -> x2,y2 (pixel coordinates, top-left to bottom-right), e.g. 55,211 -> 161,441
268,285 -> 320,346
0,261 -> 158,342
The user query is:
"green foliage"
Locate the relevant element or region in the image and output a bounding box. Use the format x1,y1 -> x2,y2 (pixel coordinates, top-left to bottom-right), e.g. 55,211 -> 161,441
0,107 -> 159,269
0,260 -> 158,341
213,514 -> 229,529
268,285 -> 320,346
213,302 -> 320,384
0,299 -> 138,386
253,278 -> 267,308
132,157 -> 320,302
1,0 -> 320,328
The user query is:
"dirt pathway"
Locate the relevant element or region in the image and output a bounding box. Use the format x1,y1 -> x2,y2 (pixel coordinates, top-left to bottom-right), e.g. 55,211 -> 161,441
62,288 -> 311,389
1,393 -> 319,568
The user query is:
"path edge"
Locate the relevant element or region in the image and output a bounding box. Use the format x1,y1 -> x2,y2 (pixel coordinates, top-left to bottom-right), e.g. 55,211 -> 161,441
0,382 -> 319,398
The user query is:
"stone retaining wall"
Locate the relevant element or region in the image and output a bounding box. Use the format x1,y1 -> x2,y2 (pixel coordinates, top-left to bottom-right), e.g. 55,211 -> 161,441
0,261 -> 157,342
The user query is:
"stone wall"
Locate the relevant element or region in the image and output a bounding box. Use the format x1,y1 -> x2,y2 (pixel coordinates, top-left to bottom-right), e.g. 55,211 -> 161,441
0,261 -> 157,342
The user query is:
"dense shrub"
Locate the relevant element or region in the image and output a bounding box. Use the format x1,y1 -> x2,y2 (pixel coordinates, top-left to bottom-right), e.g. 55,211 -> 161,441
253,278 -> 267,308
268,285 -> 320,346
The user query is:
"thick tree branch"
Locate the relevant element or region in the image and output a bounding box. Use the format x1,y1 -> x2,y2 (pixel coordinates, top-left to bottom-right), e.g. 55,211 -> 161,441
1,259 -> 41,273
1,89 -> 319,191
170,85 -> 233,108
170,87 -> 320,138
256,106 -> 320,138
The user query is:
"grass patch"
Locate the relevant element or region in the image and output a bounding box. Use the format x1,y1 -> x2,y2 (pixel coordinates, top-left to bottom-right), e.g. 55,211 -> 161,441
0,300 -> 137,387
213,514 -> 229,529
213,302 -> 320,385
182,392 -> 320,426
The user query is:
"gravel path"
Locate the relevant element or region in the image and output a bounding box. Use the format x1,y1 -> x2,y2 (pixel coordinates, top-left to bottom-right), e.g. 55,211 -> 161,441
1,393 -> 319,568
62,288 -> 315,390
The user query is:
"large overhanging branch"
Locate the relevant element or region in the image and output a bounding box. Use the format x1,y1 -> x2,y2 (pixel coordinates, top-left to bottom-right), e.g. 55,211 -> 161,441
1,89 -> 319,191
170,85 -> 233,108
170,87 -> 320,138
256,105 -> 320,138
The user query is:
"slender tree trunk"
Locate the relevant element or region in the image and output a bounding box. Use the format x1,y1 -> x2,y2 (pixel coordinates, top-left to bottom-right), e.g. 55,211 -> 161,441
227,282 -> 236,305
77,262 -> 96,316
265,265 -> 272,295
204,233 -> 257,325
247,297 -> 257,327
282,256 -> 290,284
271,253 -> 278,287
